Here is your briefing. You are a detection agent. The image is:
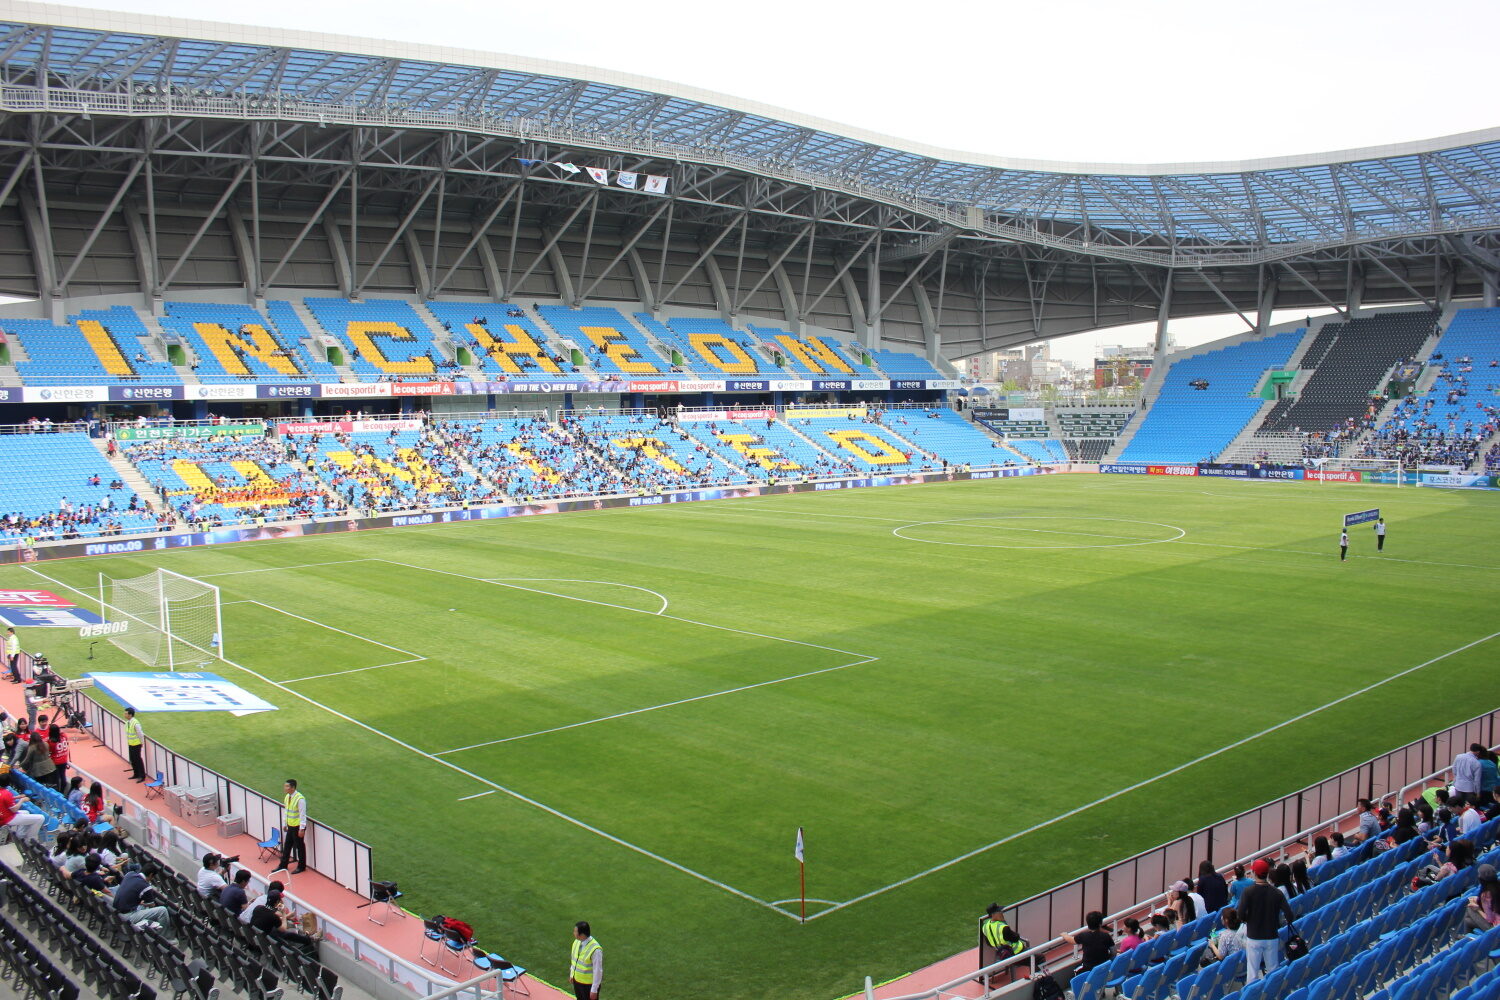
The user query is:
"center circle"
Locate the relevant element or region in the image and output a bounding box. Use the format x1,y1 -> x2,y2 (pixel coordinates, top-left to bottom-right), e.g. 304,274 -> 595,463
891,515 -> 1187,550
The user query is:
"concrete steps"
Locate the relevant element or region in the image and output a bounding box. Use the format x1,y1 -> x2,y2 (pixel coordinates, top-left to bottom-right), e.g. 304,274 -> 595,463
91,437 -> 170,517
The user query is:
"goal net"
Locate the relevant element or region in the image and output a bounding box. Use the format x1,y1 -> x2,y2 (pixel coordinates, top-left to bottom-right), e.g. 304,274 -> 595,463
98,569 -> 223,670
1310,457 -> 1407,486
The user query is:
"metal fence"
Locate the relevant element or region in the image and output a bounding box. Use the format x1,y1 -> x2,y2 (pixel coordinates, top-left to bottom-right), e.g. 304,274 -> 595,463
17,649 -> 372,896
874,707 -> 1500,1000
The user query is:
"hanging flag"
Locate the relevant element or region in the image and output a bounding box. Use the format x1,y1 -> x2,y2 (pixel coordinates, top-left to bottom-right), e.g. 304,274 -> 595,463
516,158 -> 541,169
554,162 -> 582,175
643,174 -> 669,194
586,166 -> 611,185
616,171 -> 639,190
795,827 -> 804,863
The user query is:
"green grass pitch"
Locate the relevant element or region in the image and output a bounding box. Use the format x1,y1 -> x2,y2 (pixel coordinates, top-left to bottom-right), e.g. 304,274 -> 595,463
4,475 -> 1500,1000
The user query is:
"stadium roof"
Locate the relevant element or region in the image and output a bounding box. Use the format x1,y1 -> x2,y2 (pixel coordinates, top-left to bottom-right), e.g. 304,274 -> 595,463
4,2 -> 1500,265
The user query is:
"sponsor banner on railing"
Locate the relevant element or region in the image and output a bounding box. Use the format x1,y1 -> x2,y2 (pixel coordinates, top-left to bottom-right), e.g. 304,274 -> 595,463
1420,472 -> 1493,489
791,407 -> 868,419
108,384 -> 182,402
352,419 -> 421,433
1305,469 -> 1363,483
115,422 -> 262,440
256,382 -> 319,399
1147,465 -> 1198,476
778,379 -> 813,392
1100,463 -> 1149,474
723,379 -> 770,392
812,379 -> 851,390
891,379 -> 926,390
854,379 -> 891,390
277,420 -> 351,436
925,379 -> 961,390
677,409 -> 776,422
22,385 -> 110,403
389,380 -> 456,396
1198,466 -> 1303,480
187,384 -> 259,401
675,380 -> 727,392
319,382 -> 392,398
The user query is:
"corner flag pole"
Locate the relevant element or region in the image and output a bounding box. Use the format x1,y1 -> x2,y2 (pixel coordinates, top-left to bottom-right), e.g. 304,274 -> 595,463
795,827 -> 806,923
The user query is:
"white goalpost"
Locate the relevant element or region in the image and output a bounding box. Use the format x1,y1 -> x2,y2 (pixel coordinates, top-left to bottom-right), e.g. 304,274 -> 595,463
1311,457 -> 1406,487
97,568 -> 224,670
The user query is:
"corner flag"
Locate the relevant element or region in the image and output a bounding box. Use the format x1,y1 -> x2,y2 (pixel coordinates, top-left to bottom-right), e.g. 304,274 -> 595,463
795,827 -> 806,922
795,827 -> 804,863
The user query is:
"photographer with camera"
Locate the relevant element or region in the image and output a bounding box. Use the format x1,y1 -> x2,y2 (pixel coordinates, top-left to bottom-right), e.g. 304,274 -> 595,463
196,851 -> 241,899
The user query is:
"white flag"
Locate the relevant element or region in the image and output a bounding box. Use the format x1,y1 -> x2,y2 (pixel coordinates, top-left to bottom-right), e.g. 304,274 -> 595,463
586,166 -> 611,185
616,171 -> 639,190
553,162 -> 581,175
643,174 -> 669,194
795,827 -> 804,863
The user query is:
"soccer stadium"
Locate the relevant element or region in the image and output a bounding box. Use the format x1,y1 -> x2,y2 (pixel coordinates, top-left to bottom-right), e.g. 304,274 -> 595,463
0,4 -> 1497,1000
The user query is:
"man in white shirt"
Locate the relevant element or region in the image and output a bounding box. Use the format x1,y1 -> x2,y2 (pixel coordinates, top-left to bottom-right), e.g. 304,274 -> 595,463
1459,800 -> 1483,838
1455,744 -> 1485,807
195,853 -> 228,899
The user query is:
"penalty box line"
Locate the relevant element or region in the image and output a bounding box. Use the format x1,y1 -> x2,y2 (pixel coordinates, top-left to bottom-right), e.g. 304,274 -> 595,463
23,564 -> 804,922
360,558 -> 882,755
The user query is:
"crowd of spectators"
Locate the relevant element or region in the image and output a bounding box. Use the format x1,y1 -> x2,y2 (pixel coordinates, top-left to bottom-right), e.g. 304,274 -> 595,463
1357,354 -> 1500,469
991,742 -> 1500,990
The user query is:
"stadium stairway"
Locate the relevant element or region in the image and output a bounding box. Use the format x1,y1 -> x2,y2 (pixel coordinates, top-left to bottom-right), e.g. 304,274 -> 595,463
91,437 -> 170,516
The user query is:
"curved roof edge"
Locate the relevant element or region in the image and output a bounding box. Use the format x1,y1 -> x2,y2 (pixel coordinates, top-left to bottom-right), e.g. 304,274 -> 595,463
17,0 -> 1500,178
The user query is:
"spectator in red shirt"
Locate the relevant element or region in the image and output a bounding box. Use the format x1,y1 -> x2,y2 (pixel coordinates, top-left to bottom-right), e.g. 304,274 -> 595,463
47,724 -> 68,792
0,773 -> 45,842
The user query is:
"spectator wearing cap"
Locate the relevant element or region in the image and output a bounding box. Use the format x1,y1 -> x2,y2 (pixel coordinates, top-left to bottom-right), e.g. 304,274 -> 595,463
1236,859 -> 1296,983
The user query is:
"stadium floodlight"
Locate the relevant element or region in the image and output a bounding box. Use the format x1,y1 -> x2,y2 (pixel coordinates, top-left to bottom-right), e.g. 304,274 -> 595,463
97,569 -> 224,671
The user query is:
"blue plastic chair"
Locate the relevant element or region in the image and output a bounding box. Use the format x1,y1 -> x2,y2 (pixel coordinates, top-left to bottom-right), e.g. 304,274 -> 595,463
257,826 -> 281,862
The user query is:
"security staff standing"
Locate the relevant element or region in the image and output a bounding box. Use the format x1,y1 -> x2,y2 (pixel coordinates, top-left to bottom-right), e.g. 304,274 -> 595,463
4,627 -> 19,683
123,707 -> 146,781
569,921 -> 603,1000
277,779 -> 308,874
1374,517 -> 1387,552
1339,529 -> 1349,562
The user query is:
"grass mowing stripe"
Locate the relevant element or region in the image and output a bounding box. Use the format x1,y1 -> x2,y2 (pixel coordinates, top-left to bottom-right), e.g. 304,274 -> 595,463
434,653 -> 879,753
807,625 -> 1500,919
21,563 -> 800,921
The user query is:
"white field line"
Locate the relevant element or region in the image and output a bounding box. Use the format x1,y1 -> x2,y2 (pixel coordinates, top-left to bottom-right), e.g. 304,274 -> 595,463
804,627 -> 1500,921
681,506 -> 1499,571
21,564 -> 802,922
195,559 -> 376,578
486,578 -> 670,615
436,654 -> 878,754
376,558 -> 876,661
457,790 -> 496,801
235,600 -> 430,684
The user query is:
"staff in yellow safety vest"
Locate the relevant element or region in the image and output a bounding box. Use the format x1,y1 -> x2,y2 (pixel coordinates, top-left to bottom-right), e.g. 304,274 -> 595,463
568,921 -> 603,1000
123,707 -> 146,781
982,903 -> 1027,959
277,778 -> 309,874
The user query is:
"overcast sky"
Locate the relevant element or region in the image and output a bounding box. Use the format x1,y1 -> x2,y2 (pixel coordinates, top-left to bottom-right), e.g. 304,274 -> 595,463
89,0 -> 1496,357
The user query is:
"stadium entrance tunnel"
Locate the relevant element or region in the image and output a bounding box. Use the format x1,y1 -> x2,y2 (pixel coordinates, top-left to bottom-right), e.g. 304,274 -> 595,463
891,515 -> 1186,550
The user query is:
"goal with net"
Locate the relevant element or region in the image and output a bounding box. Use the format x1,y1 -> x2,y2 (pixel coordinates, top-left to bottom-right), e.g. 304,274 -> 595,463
1308,457 -> 1407,486
97,569 -> 223,670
